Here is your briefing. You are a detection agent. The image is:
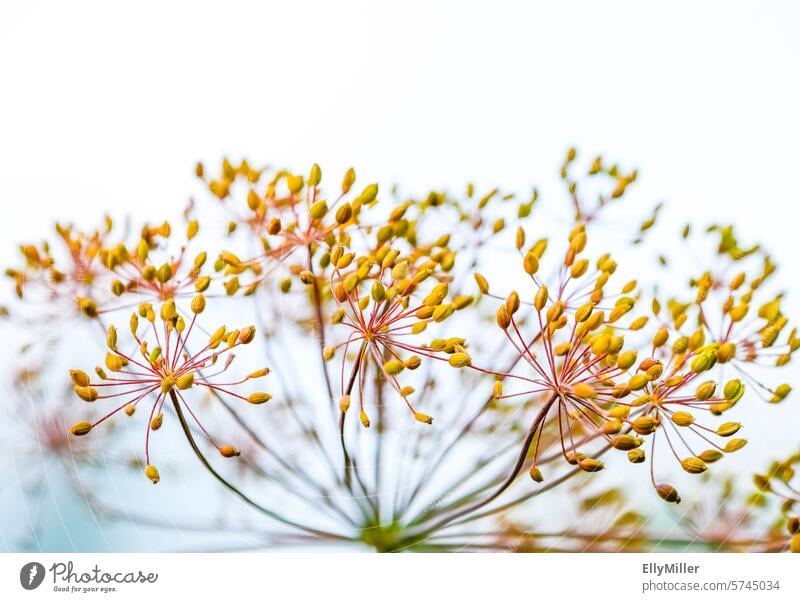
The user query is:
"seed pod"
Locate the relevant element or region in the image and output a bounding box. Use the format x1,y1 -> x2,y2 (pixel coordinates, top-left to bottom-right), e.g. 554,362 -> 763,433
309,200 -> 328,220
414,412 -> 433,424
453,295 -> 473,310
791,534 -> 800,553
515,227 -> 525,250
729,303 -> 748,322
529,466 -> 544,482
382,359 -> 404,375
698,449 -> 723,463
680,457 -> 708,474
534,285 -> 548,311
247,392 -> 272,404
570,258 -> 589,278
716,422 -> 741,437
617,350 -> 638,371
70,369 -> 90,387
578,458 -> 605,472
656,483 -> 681,504
717,342 -> 736,363
723,379 -> 744,401
505,291 -> 520,314
160,299 -> 177,321
156,263 -> 173,284
632,416 -> 657,435
611,435 -> 643,451
335,203 -> 353,225
571,383 -> 596,399
190,294 -> 206,314
496,305 -> 511,329
770,384 -> 792,403
360,411 -> 370,428
220,445 -> 241,458
627,449 -> 646,463
404,355 -> 422,370
105,353 -> 127,372
448,353 -> 472,368
628,374 -> 649,391
523,251 -> 539,276
339,395 -> 351,413
492,381 -> 503,398
671,411 -> 694,427
267,217 -> 282,234
723,438 -> 747,453
695,381 -> 716,401
145,465 -> 160,484
652,326 -> 669,348
357,183 -> 379,204
424,283 -> 448,307
308,163 -> 322,187
176,373 -> 194,390
150,413 -> 163,431
238,326 -> 256,344
69,421 -> 93,436
195,275 -> 211,292
690,352 -> 716,373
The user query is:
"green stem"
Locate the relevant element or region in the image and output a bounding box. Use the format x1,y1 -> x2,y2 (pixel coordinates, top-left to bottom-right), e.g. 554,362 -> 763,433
169,389 -> 348,542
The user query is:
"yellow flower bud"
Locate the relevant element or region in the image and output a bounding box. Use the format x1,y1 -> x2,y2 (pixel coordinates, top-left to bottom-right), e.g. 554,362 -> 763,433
105,353 -> 127,372
220,445 -> 240,458
723,438 -> 747,453
698,449 -> 723,463
632,416 -> 657,435
69,421 -> 93,436
145,465 -> 160,484
656,483 -> 681,504
176,373 -> 194,390
238,326 -> 256,344
680,457 -> 707,474
578,458 -> 604,472
414,412 -> 433,424
70,369 -> 90,387
695,381 -> 716,401
611,434 -> 643,450
671,411 -> 694,427
523,251 -> 539,276
383,359 -> 405,375
447,352 -> 472,368
247,392 -> 272,404
627,449 -> 646,463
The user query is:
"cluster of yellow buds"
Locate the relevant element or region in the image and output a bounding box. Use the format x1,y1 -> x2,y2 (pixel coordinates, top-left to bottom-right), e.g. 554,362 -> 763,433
754,452 -> 800,552
471,218 -> 792,504
198,159 -> 381,301
326,238 -> 472,426
6,218 -> 112,306
67,294 -> 270,483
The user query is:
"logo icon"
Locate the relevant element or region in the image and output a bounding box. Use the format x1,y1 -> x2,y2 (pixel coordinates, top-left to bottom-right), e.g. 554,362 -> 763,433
20,562 -> 46,590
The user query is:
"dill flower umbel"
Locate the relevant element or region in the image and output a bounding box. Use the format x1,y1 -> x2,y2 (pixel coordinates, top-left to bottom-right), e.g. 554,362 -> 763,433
67,294 -> 270,482
326,241 -> 473,426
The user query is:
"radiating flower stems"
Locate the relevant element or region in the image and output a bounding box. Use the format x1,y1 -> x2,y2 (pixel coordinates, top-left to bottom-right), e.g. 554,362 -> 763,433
394,393 -> 558,547
168,389 -> 349,542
